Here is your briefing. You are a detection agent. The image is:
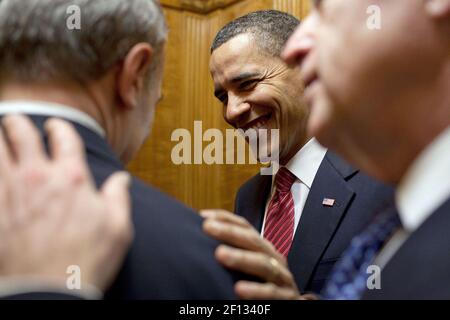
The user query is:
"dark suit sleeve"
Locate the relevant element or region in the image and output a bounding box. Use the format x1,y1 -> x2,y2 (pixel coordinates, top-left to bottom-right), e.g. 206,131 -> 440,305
1,292 -> 87,300
234,184 -> 243,214
234,175 -> 258,217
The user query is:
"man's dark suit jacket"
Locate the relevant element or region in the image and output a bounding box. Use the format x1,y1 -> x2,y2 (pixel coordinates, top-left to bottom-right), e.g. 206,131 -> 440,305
7,116 -> 238,299
235,151 -> 394,294
362,198 -> 450,300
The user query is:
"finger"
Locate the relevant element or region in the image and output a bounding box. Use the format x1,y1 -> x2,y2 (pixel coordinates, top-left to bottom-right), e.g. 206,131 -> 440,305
216,245 -> 294,287
0,118 -> 39,225
299,294 -> 319,301
101,171 -> 133,245
45,118 -> 84,163
2,115 -> 47,164
204,220 -> 280,258
235,281 -> 301,300
0,129 -> 12,228
45,118 -> 92,186
0,128 -> 13,175
200,209 -> 250,228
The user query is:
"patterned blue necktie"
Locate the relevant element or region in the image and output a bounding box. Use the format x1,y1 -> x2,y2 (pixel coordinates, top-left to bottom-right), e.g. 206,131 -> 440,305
322,208 -> 402,300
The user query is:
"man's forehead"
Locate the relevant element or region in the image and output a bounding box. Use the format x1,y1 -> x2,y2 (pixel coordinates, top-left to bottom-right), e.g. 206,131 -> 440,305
210,34 -> 273,82
218,33 -> 255,53
211,34 -> 264,68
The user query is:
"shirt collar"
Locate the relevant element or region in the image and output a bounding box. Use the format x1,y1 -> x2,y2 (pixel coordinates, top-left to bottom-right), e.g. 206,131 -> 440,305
396,126 -> 450,232
0,100 -> 105,138
280,138 -> 328,189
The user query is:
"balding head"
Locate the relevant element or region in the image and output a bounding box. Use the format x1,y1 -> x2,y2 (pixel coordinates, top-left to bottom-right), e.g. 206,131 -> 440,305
0,0 -> 167,84
0,0 -> 168,164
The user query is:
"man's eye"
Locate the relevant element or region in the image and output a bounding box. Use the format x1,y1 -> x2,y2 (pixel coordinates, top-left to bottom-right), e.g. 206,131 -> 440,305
218,94 -> 228,105
239,80 -> 257,91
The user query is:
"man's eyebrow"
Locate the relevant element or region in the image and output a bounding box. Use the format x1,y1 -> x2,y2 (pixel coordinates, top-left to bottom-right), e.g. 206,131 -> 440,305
230,72 -> 261,83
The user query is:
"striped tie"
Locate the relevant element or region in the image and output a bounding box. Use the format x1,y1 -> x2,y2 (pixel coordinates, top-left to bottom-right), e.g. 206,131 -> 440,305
263,167 -> 297,257
322,208 -> 401,300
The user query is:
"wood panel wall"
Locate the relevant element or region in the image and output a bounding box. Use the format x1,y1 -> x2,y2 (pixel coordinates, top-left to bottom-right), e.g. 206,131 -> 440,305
128,0 -> 310,211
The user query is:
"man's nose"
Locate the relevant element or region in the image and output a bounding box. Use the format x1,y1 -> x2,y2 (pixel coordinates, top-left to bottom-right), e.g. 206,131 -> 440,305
225,95 -> 251,126
281,14 -> 317,68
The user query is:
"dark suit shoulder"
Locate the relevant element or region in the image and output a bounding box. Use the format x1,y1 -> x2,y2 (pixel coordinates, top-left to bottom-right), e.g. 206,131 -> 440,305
1,292 -> 85,300
325,151 -> 395,213
364,198 -> 450,299
105,176 -> 238,299
27,115 -> 237,300
317,154 -> 395,259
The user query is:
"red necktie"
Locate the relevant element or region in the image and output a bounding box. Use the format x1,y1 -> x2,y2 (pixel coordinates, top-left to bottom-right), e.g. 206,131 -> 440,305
263,167 -> 297,257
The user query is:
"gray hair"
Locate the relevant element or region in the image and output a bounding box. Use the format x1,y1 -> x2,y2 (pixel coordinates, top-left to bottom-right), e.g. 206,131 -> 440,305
211,10 -> 300,56
0,0 -> 168,84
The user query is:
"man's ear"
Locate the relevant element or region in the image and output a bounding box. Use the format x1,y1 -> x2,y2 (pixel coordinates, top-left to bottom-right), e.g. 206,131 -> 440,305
425,0 -> 450,18
117,43 -> 154,110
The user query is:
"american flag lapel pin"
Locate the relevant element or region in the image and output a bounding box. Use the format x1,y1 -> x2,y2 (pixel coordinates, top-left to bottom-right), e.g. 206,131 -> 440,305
322,198 -> 336,207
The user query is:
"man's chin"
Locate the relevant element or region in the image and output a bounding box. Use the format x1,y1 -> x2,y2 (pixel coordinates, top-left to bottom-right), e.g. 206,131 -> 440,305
307,115 -> 329,144
307,99 -> 338,145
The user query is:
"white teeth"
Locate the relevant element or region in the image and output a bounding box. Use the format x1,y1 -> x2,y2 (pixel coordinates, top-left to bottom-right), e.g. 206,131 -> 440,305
250,117 -> 268,130
242,115 -> 271,131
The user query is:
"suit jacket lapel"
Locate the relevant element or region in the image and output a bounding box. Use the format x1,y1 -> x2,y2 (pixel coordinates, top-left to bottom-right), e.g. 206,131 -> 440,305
288,152 -> 357,291
239,175 -> 272,232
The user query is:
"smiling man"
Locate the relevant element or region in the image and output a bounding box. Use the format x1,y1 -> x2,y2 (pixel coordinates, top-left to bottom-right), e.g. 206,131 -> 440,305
211,25 -> 308,165
207,10 -> 394,295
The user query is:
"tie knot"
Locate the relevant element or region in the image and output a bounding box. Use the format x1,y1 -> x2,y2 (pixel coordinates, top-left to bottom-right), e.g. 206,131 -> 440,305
274,167 -> 297,194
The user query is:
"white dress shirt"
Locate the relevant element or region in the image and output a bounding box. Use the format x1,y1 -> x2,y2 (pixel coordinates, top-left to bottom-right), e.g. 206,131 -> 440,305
375,126 -> 450,268
0,100 -> 105,138
261,138 -> 328,236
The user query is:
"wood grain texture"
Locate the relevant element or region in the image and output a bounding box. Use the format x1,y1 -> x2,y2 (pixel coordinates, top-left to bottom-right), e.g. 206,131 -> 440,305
128,0 -> 310,211
161,0 -> 242,13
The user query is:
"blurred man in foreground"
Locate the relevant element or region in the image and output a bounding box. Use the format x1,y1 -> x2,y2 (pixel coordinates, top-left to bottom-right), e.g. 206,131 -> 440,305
282,0 -> 450,299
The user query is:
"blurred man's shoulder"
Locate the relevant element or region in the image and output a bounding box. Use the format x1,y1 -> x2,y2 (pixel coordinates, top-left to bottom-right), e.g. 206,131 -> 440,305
107,176 -> 238,299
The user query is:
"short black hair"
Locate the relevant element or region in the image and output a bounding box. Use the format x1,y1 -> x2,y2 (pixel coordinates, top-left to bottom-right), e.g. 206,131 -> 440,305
211,10 -> 300,56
